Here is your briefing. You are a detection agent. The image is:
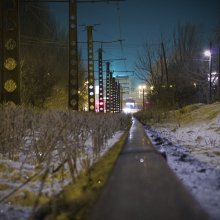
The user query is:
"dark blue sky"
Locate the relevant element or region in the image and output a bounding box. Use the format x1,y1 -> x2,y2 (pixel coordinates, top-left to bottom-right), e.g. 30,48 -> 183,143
49,0 -> 220,87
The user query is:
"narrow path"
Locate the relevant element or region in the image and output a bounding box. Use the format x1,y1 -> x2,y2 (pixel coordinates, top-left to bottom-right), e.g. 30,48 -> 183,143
88,118 -> 209,220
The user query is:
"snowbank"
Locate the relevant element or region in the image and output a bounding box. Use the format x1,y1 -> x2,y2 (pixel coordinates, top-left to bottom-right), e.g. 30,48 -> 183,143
144,102 -> 220,220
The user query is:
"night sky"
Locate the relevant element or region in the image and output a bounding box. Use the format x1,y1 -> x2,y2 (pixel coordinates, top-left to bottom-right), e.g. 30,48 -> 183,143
49,0 -> 220,88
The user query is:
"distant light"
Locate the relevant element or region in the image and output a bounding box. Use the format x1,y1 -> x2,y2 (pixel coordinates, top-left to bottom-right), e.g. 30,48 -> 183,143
123,108 -> 130,113
95,85 -> 99,94
139,85 -> 146,90
123,108 -> 138,114
150,86 -> 154,90
126,102 -> 135,106
209,72 -> 218,84
140,158 -> 144,163
204,50 -> 211,57
193,82 -> 197,88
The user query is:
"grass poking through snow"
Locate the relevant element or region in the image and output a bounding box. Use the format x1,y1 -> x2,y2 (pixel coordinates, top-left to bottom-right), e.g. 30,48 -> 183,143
31,130 -> 129,220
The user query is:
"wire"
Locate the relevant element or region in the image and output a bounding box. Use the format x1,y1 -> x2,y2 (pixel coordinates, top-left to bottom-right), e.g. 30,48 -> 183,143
78,39 -> 124,44
29,7 -> 52,33
21,35 -> 67,43
81,58 -> 126,62
20,35 -> 68,49
22,0 -> 125,3
116,2 -> 127,71
21,42 -> 68,49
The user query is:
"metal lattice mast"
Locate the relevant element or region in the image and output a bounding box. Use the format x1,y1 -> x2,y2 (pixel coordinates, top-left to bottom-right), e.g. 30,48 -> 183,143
114,81 -> 118,113
110,73 -> 114,113
120,87 -> 123,112
116,82 -> 120,113
114,79 -> 117,113
115,80 -> 118,112
117,83 -> 121,112
1,0 -> 20,105
98,48 -> 104,112
87,26 -> 95,111
115,81 -> 118,113
69,0 -> 79,111
106,62 -> 110,112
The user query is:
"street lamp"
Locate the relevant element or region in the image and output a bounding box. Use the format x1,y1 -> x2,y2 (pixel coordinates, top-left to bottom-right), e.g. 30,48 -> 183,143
204,50 -> 211,57
139,85 -> 146,110
204,43 -> 212,104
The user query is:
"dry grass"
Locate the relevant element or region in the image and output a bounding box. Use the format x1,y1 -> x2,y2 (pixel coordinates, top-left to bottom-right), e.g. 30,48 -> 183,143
31,130 -> 129,220
0,105 -> 131,216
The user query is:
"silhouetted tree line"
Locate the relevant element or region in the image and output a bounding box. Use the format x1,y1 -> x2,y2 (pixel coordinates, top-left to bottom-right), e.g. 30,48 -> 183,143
20,1 -> 87,108
136,22 -> 220,109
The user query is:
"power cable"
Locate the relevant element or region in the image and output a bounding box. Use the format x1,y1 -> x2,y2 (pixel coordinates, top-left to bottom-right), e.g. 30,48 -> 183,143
22,0 -> 125,3
116,2 -> 127,72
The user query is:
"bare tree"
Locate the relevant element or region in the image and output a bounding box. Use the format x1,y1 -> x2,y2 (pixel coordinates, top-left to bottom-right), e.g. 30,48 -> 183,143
135,42 -> 159,84
170,22 -> 208,105
214,20 -> 220,101
136,22 -> 208,108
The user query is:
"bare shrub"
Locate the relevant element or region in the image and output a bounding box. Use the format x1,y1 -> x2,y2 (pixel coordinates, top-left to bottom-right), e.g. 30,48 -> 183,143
0,105 -> 130,210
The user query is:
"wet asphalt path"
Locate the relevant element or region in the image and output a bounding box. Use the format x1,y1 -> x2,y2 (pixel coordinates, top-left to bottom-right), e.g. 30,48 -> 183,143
88,118 -> 209,220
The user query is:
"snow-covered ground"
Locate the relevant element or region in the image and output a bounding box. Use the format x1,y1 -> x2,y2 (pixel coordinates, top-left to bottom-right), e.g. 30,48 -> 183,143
0,131 -> 124,220
144,103 -> 220,220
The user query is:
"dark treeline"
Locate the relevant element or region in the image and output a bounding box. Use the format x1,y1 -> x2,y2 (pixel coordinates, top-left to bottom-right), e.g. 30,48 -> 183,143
20,1 -> 87,109
136,22 -> 220,109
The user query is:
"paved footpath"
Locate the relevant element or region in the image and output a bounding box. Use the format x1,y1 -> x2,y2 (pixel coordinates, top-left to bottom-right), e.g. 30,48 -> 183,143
88,118 -> 210,220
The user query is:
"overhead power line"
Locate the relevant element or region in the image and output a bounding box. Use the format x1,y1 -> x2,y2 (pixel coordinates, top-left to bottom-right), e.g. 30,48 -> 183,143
113,70 -> 134,73
115,2 -> 127,71
22,0 -> 125,3
78,39 -> 124,44
82,58 -> 126,62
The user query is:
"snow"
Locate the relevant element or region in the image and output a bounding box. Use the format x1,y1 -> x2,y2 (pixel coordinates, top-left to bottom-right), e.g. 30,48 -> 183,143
0,131 -> 124,220
144,104 -> 220,220
1,102 -> 220,220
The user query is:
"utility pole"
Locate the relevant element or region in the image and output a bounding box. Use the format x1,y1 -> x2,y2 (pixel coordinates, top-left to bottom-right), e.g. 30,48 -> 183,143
98,48 -> 104,112
106,62 -> 111,113
1,0 -> 20,105
69,0 -> 79,111
117,82 -> 121,112
111,77 -> 116,113
120,86 -> 123,112
87,26 -> 95,111
115,81 -> 118,113
161,41 -> 168,88
110,72 -> 114,113
115,81 -> 120,113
